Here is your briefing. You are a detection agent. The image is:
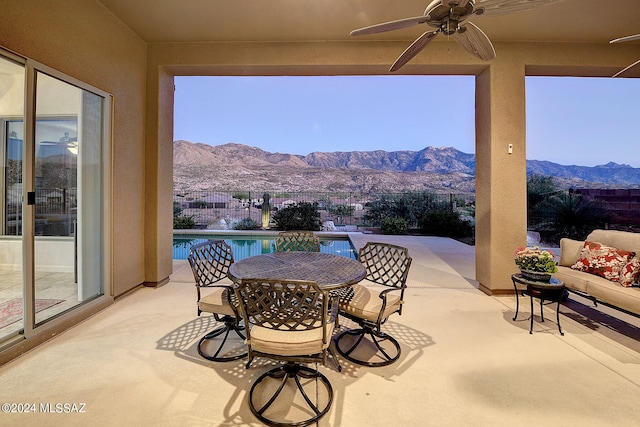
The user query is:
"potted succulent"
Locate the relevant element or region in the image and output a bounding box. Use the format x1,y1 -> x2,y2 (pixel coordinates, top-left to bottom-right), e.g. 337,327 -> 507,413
514,246 -> 558,282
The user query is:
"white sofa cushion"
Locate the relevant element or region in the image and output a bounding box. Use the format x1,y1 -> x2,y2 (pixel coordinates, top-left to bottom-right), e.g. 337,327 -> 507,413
555,266 -> 592,293
559,238 -> 584,267
585,278 -> 640,314
587,229 -> 640,255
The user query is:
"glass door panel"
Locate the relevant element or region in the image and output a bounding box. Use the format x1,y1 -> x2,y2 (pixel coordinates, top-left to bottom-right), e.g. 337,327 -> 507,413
0,57 -> 25,339
33,72 -> 104,325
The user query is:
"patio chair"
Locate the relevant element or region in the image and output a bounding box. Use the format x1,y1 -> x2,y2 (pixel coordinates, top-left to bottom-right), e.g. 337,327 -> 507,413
188,240 -> 247,362
274,230 -> 320,252
235,278 -> 337,427
334,242 -> 412,367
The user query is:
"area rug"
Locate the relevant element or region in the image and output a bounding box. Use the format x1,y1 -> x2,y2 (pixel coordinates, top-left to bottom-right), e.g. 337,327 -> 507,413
0,298 -> 64,329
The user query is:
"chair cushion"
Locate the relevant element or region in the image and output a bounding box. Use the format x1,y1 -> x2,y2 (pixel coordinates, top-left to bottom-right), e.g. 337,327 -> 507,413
249,322 -> 334,356
339,283 -> 402,323
198,288 -> 235,316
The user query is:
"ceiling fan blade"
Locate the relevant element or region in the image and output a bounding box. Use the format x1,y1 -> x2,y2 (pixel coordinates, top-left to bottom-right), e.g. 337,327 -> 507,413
475,0 -> 563,17
389,31 -> 439,72
610,34 -> 640,44
613,59 -> 640,78
453,22 -> 496,61
350,16 -> 430,36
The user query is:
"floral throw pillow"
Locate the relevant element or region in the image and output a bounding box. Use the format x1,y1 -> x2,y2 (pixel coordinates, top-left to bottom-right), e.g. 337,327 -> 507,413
570,241 -> 636,282
619,258 -> 640,287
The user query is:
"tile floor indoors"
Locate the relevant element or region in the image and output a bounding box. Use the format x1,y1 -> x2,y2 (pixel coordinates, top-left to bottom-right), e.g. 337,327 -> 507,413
0,234 -> 639,426
0,271 -> 82,337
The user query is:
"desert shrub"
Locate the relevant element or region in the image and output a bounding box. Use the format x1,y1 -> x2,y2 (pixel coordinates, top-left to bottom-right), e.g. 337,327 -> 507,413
328,204 -> 355,219
232,217 -> 260,230
531,192 -> 611,244
173,215 -> 195,229
381,217 -> 408,235
527,174 -> 559,228
420,208 -> 474,238
272,202 -> 322,231
364,192 -> 438,227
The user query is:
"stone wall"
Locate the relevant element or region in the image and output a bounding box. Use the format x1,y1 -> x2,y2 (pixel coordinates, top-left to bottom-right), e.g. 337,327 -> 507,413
575,188 -> 640,229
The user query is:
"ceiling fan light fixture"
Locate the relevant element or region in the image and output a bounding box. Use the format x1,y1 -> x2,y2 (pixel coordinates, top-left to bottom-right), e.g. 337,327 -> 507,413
441,19 -> 460,35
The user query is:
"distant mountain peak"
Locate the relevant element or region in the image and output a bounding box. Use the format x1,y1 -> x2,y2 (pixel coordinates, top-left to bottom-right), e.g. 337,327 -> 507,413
173,141 -> 640,192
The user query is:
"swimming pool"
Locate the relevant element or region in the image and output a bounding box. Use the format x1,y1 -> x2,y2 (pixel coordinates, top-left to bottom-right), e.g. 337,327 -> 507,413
173,233 -> 357,260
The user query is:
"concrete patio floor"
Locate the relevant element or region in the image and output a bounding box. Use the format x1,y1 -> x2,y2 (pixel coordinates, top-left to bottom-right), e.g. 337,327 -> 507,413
1,235 -> 639,426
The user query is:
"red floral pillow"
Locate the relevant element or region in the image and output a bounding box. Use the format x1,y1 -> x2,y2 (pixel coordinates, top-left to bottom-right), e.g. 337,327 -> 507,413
570,241 -> 636,282
619,258 -> 640,287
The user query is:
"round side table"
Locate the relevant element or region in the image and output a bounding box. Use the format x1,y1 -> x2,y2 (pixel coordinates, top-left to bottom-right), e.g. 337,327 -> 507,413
511,273 -> 565,336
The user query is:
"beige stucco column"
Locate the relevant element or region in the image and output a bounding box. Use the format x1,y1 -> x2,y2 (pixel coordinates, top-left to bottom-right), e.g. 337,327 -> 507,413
475,61 -> 527,295
144,67 -> 175,287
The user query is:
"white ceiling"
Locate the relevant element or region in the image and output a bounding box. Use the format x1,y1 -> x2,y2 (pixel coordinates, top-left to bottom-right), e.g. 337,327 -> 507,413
97,0 -> 640,45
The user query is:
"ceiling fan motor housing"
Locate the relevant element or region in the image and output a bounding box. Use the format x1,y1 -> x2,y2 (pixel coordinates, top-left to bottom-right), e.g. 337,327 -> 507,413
425,0 -> 475,34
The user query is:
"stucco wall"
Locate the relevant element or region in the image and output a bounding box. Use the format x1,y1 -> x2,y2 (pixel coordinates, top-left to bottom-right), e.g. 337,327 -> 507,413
0,0 -> 147,297
2,1 -> 637,297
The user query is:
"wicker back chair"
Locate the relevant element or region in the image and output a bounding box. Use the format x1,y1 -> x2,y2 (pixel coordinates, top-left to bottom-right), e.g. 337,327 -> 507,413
335,242 -> 412,367
188,240 -> 247,362
274,230 -> 321,252
235,278 -> 336,426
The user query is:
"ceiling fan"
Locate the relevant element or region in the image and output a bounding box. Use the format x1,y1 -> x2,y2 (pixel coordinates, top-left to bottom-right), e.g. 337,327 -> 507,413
350,0 -> 563,72
610,33 -> 640,77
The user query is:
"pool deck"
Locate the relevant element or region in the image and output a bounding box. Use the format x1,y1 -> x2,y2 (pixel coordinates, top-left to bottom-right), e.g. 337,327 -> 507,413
1,234 -> 639,426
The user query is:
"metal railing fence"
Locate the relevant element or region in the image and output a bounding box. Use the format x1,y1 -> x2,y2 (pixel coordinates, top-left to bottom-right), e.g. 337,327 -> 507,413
173,190 -> 476,230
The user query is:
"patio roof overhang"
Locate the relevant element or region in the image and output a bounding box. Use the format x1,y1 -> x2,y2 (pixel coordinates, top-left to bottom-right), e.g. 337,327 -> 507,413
98,0 -> 640,54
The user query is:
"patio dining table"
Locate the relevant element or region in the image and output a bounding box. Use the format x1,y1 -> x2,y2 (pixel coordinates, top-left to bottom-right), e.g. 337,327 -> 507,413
227,251 -> 366,291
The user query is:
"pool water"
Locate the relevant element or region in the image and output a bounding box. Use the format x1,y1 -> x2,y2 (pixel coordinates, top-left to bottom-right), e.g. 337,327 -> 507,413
173,235 -> 357,260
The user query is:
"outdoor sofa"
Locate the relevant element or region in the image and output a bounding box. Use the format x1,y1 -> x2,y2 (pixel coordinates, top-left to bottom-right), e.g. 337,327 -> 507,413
555,229 -> 640,316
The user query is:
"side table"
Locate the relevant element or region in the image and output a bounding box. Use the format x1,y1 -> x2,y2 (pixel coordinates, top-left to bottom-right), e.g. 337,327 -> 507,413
511,273 -> 565,336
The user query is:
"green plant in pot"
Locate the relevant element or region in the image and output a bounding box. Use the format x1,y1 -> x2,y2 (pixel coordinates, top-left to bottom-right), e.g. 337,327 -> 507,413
514,246 -> 558,282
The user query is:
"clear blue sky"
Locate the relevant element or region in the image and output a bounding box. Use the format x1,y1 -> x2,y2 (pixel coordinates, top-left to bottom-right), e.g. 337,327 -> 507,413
174,75 -> 640,168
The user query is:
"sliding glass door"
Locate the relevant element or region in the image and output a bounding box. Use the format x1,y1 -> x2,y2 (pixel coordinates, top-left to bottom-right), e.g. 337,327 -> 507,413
0,55 -> 25,338
0,50 -> 110,342
32,72 -> 105,324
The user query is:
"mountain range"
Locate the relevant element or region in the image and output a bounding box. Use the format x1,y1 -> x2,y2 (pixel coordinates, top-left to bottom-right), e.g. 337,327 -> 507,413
173,140 -> 640,193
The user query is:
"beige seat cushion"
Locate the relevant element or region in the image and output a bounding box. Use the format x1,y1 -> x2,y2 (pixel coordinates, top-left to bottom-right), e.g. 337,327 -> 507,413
559,238 -> 585,267
198,288 -> 235,316
555,266 -> 592,293
339,283 -> 402,323
585,279 -> 640,314
587,229 -> 640,255
249,322 -> 334,356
